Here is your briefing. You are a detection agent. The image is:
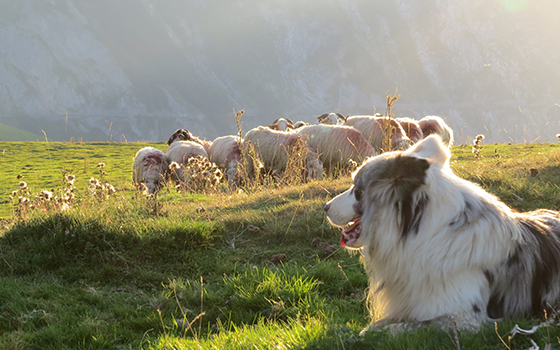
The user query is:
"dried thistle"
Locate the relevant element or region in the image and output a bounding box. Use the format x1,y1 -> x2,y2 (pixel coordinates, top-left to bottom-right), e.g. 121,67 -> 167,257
472,134 -> 485,160
175,156 -> 224,193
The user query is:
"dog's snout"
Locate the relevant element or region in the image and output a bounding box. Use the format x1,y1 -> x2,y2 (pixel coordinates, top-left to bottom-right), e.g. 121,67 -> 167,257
324,203 -> 330,212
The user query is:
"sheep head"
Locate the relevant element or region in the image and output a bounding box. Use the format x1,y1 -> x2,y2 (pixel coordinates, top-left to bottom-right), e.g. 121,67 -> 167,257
167,129 -> 193,145
317,113 -> 346,125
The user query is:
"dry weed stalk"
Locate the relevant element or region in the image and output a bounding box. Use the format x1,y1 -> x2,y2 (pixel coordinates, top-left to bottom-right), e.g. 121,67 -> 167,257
237,140 -> 266,191
278,137 -> 312,186
382,89 -> 400,153
164,278 -> 206,342
232,108 -> 268,191
234,107 -> 244,145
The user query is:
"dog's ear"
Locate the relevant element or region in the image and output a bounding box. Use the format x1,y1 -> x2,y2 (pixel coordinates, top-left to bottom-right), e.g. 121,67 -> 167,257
382,155 -> 430,240
404,134 -> 450,167
388,156 -> 430,189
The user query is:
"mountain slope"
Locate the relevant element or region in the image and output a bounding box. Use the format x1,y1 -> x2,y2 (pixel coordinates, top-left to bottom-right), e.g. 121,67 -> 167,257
0,0 -> 558,142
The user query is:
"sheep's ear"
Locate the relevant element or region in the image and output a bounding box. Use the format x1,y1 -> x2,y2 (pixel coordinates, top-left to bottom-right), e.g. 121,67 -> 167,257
167,131 -> 180,145
268,124 -> 279,130
336,113 -> 346,121
287,118 -> 294,124
181,129 -> 192,140
403,134 -> 449,167
272,119 -> 278,124
317,114 -> 328,120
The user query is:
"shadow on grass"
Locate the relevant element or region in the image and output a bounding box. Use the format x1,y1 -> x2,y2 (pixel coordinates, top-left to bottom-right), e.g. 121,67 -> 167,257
0,213 -> 219,287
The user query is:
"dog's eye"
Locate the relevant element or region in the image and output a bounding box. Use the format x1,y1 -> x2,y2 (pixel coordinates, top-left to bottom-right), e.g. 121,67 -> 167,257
354,187 -> 363,201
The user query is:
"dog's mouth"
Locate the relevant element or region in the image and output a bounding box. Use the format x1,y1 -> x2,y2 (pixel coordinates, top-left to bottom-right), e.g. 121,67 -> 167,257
341,217 -> 362,248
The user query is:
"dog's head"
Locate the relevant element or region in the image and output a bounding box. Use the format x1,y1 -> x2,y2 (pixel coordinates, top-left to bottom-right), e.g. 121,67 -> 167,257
324,135 -> 450,249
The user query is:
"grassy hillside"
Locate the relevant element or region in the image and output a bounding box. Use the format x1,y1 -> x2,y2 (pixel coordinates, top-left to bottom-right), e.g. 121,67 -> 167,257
0,140 -> 560,349
0,122 -> 41,141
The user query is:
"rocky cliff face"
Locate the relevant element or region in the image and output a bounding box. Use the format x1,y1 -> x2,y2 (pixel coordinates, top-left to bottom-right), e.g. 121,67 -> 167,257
0,0 -> 558,143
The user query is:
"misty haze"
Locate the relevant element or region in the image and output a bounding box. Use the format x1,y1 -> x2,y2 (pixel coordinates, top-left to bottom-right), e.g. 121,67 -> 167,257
0,0 -> 559,143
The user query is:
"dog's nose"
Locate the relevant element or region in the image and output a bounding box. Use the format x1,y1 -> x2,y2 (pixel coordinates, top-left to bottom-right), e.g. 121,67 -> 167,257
323,203 -> 330,212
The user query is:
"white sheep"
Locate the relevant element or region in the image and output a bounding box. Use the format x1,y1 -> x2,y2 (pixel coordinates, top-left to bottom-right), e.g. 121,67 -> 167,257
167,128 -> 212,153
295,124 -> 376,177
343,115 -> 412,152
418,115 -> 454,146
268,118 -> 294,131
208,135 -> 243,188
316,112 -> 347,125
166,140 -> 208,183
395,117 -> 423,143
244,126 -> 323,181
132,147 -> 169,194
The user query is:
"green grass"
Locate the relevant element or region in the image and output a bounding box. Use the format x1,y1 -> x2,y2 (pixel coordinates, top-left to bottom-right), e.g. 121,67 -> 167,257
0,141 -> 166,219
0,140 -> 560,349
0,123 -> 41,142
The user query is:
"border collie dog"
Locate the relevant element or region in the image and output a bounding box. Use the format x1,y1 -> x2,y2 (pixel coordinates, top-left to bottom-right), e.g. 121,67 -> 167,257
324,135 -> 560,332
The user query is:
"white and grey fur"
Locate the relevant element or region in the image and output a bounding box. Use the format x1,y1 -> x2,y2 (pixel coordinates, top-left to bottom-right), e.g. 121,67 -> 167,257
324,135 -> 560,332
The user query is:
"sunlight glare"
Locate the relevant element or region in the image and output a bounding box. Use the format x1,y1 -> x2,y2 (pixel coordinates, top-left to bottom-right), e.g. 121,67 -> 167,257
499,0 -> 529,13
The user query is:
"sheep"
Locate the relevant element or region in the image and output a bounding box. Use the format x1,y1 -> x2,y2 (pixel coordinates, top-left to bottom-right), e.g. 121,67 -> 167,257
418,115 -> 454,146
243,126 -> 323,182
316,112 -> 347,125
132,147 -> 169,194
208,135 -> 243,188
295,124 -> 376,177
268,118 -> 294,131
167,128 -> 212,153
293,121 -> 309,129
343,115 -> 411,152
166,140 -> 208,184
395,117 -> 423,143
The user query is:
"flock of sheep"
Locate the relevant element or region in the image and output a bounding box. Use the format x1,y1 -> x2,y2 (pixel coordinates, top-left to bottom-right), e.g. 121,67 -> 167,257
132,113 -> 454,194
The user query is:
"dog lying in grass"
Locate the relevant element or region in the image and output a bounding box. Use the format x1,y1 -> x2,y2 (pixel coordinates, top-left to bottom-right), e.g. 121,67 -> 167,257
324,135 -> 560,333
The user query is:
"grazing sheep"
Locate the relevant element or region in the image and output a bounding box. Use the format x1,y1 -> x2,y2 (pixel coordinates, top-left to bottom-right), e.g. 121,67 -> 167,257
167,128 -> 212,153
166,140 -> 208,183
396,117 -> 423,143
418,115 -> 454,146
208,135 -> 243,188
132,147 -> 169,194
343,115 -> 412,152
244,126 -> 323,181
268,118 -> 294,131
295,124 -> 376,177
316,113 -> 347,125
